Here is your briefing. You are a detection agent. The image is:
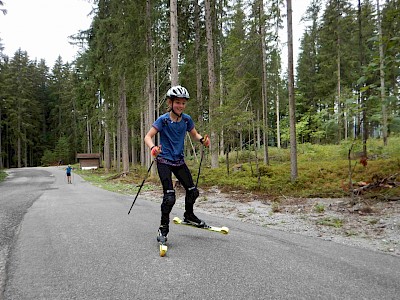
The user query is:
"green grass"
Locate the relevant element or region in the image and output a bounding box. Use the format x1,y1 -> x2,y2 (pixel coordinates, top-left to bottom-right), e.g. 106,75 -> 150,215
314,203 -> 325,213
316,217 -> 344,228
192,136 -> 400,200
0,170 -> 7,182
75,168 -> 157,195
28,136 -> 400,202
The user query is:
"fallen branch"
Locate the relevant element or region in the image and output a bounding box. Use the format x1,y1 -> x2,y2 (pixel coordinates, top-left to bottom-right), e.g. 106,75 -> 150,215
353,173 -> 399,195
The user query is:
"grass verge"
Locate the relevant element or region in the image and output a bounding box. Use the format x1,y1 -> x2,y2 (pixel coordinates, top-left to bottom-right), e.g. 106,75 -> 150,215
72,137 -> 400,201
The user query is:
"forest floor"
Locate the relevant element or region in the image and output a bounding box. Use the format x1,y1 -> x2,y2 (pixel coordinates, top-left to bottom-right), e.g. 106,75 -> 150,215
142,185 -> 400,256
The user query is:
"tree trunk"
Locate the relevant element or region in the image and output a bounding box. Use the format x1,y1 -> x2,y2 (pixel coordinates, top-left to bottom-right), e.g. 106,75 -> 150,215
275,8 -> 281,149
131,127 -> 136,165
194,0 -> 203,128
205,0 -> 219,168
147,72 -> 156,174
377,0 -> 388,146
257,109 -> 261,150
24,130 -> 27,167
260,0 -> 269,164
170,0 -> 179,85
357,0 -> 368,157
17,136 -> 21,168
86,117 -> 91,153
113,132 -> 116,169
104,101 -> 111,173
337,36 -> 342,142
0,106 -> 2,169
252,111 -> 261,189
147,0 -> 156,174
286,0 -> 298,181
17,100 -> 22,168
218,0 -> 224,156
116,113 -> 121,173
335,0 -> 342,142
120,74 -> 129,174
276,81 -> 281,148
239,130 -> 243,152
140,112 -> 145,167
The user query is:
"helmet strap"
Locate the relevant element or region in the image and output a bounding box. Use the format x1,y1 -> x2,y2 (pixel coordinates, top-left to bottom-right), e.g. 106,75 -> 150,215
170,99 -> 182,118
171,108 -> 182,118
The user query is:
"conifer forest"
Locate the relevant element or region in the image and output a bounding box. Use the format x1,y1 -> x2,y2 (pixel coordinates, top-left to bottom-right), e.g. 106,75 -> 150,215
0,0 -> 399,178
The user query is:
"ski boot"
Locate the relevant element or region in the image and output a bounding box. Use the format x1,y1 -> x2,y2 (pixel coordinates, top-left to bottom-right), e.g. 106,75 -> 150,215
157,224 -> 169,243
183,212 -> 205,228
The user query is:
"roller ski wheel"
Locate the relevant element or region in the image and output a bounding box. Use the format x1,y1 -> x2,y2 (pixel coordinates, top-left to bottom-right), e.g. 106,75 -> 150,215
157,226 -> 168,257
159,243 -> 168,257
173,216 -> 229,235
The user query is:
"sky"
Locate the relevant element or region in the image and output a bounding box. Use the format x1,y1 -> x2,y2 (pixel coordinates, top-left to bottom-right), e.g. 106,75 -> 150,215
0,0 -> 309,69
280,1 -> 311,72
0,0 -> 93,67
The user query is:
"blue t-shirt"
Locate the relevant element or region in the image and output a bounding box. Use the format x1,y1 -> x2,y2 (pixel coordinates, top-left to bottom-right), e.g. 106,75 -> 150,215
152,112 -> 194,162
66,166 -> 72,175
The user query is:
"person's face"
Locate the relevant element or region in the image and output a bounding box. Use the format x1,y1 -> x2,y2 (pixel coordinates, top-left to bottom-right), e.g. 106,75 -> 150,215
170,98 -> 187,115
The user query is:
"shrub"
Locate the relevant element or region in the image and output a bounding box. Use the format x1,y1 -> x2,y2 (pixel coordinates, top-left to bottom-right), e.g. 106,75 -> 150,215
41,150 -> 57,166
271,202 -> 281,213
316,217 -> 343,228
314,203 -> 325,213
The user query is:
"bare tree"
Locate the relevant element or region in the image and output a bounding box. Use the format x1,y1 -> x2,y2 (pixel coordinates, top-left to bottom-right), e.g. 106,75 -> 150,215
377,0 -> 388,146
286,0 -> 298,181
357,0 -> 368,157
205,0 -> 219,168
337,27 -> 342,142
218,0 -> 224,156
274,1 -> 282,149
170,0 -> 179,85
259,0 -> 269,164
146,0 -> 156,174
0,106 -> 2,168
194,0 -> 203,128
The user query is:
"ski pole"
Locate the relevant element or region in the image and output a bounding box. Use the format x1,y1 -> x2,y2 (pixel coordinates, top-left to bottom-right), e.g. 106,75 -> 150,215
128,160 -> 154,215
195,146 -> 205,188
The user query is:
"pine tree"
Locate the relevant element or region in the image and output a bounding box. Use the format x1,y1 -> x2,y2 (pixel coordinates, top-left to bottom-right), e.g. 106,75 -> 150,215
381,0 -> 400,136
220,0 -> 252,154
4,50 -> 39,167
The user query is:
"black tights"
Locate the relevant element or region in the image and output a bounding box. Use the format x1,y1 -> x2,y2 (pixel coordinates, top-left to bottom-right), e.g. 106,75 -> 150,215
157,162 -> 196,224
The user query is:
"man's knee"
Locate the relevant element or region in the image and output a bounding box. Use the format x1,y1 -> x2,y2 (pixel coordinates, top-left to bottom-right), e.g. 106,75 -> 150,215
186,187 -> 199,204
161,190 -> 176,213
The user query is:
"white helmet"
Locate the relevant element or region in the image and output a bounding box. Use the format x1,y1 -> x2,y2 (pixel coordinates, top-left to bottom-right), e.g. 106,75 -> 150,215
166,85 -> 190,99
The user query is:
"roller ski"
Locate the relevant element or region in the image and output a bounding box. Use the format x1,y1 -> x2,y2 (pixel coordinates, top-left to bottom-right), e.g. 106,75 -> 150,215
173,213 -> 229,235
157,225 -> 168,257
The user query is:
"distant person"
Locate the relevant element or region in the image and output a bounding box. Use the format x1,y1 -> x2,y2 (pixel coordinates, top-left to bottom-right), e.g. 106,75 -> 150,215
66,165 -> 73,184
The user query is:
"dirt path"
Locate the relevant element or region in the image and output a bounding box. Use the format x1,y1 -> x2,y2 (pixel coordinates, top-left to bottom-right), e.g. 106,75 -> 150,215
143,186 -> 400,256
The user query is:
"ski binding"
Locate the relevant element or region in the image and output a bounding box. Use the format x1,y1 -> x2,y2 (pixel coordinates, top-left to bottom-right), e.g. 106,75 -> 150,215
172,216 -> 229,234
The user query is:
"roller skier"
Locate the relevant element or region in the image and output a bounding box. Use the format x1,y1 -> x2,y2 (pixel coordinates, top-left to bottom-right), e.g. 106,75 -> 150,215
144,85 -> 211,252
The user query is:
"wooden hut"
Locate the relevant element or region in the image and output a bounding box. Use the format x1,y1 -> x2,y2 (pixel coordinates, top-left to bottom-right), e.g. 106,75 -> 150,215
76,153 -> 101,170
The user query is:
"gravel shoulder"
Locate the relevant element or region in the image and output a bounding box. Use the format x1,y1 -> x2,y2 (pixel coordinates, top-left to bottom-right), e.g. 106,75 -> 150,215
143,186 -> 400,256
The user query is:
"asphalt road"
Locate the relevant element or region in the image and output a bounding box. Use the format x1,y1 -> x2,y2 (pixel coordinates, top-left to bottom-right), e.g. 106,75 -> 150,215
0,167 -> 399,300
